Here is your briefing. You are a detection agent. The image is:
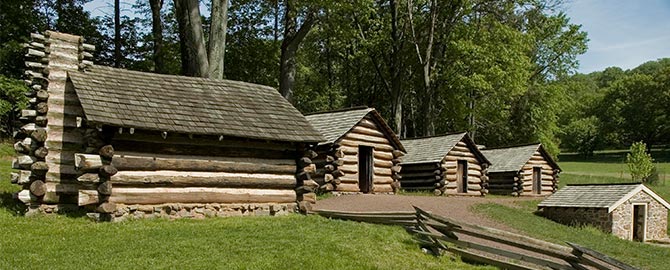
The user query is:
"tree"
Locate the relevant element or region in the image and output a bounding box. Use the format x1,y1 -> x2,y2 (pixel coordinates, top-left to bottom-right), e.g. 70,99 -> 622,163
174,0 -> 229,78
279,0 -> 317,101
626,141 -> 654,183
0,75 -> 28,138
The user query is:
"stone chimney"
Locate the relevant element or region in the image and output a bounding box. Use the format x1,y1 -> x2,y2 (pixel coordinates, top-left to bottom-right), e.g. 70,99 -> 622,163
13,31 -> 95,214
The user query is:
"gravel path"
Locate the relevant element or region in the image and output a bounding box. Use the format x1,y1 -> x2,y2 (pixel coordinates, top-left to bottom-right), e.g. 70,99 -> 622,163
315,194 -> 539,232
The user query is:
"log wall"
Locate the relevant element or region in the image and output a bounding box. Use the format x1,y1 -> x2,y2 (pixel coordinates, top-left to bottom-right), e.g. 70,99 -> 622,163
313,116 -> 402,194
11,31 -> 94,214
520,151 -> 558,196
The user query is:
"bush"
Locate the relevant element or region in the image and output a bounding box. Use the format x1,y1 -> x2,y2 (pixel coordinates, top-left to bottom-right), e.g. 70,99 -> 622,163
626,141 -> 655,182
0,74 -> 28,138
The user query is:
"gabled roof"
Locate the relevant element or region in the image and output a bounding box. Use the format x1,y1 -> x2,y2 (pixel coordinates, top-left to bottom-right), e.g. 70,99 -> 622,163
305,107 -> 405,152
481,143 -> 560,173
67,66 -> 324,143
538,184 -> 670,213
400,132 -> 490,165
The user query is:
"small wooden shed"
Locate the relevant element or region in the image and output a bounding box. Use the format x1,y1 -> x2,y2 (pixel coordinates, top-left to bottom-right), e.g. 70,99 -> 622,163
481,143 -> 560,196
400,133 -> 491,196
539,184 -> 670,242
11,31 -> 324,220
305,107 -> 405,194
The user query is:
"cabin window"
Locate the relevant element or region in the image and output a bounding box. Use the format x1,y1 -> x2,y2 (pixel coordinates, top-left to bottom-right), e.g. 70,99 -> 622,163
532,167 -> 542,194
358,146 -> 374,193
457,160 -> 468,193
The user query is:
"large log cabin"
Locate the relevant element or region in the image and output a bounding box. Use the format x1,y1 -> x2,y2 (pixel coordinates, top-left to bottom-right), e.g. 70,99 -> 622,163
305,107 -> 405,194
481,143 -> 560,196
10,31 -> 325,220
400,133 -> 491,196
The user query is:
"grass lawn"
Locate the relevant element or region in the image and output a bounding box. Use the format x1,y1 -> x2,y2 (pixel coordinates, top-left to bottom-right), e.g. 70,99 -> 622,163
475,201 -> 670,270
0,148 -> 491,270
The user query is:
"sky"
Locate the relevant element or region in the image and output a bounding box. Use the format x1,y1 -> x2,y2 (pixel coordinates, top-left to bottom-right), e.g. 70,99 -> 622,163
564,0 -> 670,73
84,0 -> 670,74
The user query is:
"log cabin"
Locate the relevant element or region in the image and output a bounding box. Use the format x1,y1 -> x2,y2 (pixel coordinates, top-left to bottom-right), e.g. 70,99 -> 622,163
305,107 -> 405,194
10,31 -> 325,220
400,133 -> 491,196
539,184 -> 669,242
481,143 -> 560,196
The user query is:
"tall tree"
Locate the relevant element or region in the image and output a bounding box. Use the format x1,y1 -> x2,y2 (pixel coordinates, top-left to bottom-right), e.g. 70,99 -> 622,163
114,0 -> 121,67
149,0 -> 167,73
279,0 -> 317,101
174,0 -> 229,78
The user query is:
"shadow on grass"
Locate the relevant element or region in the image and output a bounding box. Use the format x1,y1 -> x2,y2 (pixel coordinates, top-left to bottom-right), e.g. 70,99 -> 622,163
559,148 -> 670,163
0,191 -> 27,216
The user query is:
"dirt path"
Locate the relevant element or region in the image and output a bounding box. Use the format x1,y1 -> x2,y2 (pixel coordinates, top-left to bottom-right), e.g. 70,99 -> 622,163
314,194 -> 539,232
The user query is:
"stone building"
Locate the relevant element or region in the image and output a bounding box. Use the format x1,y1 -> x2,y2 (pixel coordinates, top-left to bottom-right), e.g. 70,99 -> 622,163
538,184 -> 670,242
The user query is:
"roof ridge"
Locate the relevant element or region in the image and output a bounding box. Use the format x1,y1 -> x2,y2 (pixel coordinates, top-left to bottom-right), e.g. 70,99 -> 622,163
480,142 -> 541,151
304,106 -> 371,116
86,65 -> 277,91
401,131 -> 467,141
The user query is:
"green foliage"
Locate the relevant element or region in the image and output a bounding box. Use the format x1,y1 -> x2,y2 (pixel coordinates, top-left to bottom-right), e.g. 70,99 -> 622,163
0,75 -> 28,137
626,142 -> 655,182
561,116 -> 601,156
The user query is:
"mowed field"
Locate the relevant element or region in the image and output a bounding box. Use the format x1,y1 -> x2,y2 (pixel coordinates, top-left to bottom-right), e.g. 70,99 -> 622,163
474,148 -> 670,270
0,143 -> 491,270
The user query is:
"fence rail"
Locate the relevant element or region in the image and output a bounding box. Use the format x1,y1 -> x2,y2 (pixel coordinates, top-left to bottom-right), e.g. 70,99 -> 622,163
310,207 -> 640,270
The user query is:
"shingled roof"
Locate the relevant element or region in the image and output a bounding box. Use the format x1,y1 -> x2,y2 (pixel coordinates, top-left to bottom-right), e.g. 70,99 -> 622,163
481,143 -> 560,173
401,132 -> 489,165
68,66 -> 324,143
305,107 -> 404,152
538,184 -> 670,212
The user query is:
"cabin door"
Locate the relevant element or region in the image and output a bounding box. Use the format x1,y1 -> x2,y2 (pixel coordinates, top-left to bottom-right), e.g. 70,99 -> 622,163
358,146 -> 373,193
532,167 -> 542,194
632,204 -> 647,241
457,160 -> 468,193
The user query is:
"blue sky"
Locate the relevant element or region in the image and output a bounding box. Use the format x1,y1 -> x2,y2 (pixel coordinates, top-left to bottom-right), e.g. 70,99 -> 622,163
564,0 -> 670,73
85,0 -> 670,74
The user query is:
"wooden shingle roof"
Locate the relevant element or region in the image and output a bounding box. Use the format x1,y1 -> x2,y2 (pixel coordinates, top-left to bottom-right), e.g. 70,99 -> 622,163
68,66 -> 324,143
401,133 -> 490,165
481,143 -> 560,173
538,184 -> 670,212
305,107 -> 405,152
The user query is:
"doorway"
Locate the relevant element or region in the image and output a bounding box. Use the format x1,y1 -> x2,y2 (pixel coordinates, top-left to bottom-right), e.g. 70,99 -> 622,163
457,160 -> 468,193
358,146 -> 373,193
632,204 -> 647,241
532,167 -> 542,194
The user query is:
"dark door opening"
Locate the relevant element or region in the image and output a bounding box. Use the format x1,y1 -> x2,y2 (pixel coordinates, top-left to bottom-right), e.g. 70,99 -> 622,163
358,146 -> 373,193
532,167 -> 542,194
457,160 -> 468,193
632,204 -> 646,241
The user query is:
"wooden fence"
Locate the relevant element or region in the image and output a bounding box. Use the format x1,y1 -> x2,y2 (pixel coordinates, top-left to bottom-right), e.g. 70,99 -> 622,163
310,207 -> 639,270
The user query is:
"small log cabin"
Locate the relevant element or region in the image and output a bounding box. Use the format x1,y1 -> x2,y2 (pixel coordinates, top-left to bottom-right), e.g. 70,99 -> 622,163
481,143 -> 560,196
539,184 -> 670,242
400,133 -> 491,196
305,107 -> 405,194
10,31 -> 325,220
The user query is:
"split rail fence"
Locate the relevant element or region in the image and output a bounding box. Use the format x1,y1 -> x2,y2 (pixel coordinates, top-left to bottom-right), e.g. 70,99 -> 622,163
310,207 -> 639,270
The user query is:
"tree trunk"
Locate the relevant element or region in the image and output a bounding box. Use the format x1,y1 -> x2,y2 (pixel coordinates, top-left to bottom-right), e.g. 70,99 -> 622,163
174,0 -> 209,77
389,0 -> 403,136
114,0 -> 121,68
149,0 -> 166,73
208,0 -> 229,79
279,1 -> 316,102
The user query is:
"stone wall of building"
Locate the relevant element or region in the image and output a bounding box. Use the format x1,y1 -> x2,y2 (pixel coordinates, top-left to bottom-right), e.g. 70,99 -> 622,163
611,191 -> 668,241
540,207 -> 612,232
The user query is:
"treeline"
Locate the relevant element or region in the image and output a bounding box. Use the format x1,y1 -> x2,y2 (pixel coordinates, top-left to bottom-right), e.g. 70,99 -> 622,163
556,59 -> 670,155
0,0 -> 594,156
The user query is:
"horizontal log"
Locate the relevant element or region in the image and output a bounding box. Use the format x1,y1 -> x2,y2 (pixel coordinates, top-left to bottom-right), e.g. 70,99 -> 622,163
113,140 -> 295,159
350,125 -> 387,139
446,149 -> 476,158
114,130 -> 297,152
373,185 -> 393,193
374,159 -> 393,168
391,165 -> 402,173
104,187 -> 297,205
75,153 -> 297,174
30,180 -> 46,196
78,171 -> 298,189
335,183 -> 360,192
373,176 -> 394,185
373,151 -> 393,161
374,167 -> 392,176
15,190 -> 36,204
14,155 -> 36,169
21,110 -> 37,118
342,132 -> 391,145
451,145 -> 471,153
444,156 -> 479,163
392,150 -> 405,158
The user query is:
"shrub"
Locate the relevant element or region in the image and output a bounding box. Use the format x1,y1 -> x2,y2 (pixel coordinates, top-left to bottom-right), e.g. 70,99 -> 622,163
626,141 -> 655,182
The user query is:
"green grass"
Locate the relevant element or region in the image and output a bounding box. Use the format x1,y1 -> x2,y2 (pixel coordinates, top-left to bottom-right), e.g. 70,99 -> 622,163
0,146 -> 491,270
475,202 -> 670,270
